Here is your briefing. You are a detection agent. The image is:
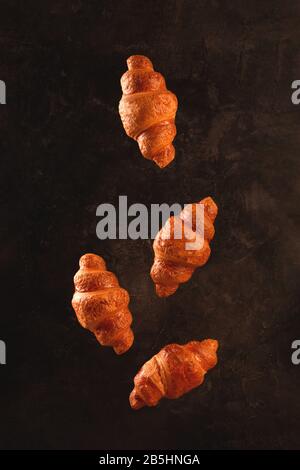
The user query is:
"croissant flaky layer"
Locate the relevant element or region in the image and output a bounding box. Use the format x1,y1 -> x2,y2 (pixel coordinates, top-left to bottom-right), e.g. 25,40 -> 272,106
119,55 -> 178,168
151,196 -> 218,297
130,339 -> 218,410
72,253 -> 134,354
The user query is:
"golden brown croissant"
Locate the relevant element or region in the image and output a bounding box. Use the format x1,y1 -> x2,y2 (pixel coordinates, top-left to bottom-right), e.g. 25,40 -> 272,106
130,339 -> 218,409
119,55 -> 178,168
72,253 -> 134,354
151,196 -> 218,297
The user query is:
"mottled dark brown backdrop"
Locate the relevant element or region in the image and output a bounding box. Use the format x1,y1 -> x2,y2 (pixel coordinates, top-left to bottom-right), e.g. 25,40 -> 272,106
1,0 -> 300,450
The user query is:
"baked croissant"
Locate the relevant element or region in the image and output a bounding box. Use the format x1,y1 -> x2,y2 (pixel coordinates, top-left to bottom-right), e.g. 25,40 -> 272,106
72,253 -> 134,354
151,196 -> 218,297
119,55 -> 178,168
130,339 -> 218,409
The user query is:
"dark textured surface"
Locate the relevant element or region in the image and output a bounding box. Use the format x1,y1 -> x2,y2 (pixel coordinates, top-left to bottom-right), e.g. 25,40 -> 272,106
1,0 -> 300,450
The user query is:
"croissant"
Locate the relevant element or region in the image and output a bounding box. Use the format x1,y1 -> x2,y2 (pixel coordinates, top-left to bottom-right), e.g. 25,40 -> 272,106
130,339 -> 218,409
119,55 -> 178,168
71,253 -> 134,355
151,196 -> 218,297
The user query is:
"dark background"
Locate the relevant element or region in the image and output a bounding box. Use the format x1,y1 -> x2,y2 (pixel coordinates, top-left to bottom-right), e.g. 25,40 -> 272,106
0,0 -> 300,450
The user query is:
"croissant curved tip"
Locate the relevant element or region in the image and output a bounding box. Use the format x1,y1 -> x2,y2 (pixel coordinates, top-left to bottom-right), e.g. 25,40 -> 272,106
113,329 -> 134,355
152,144 -> 175,168
188,339 -> 219,352
205,339 -> 219,352
79,253 -> 106,270
113,345 -> 129,355
127,55 -> 153,71
193,338 -> 218,352
155,283 -> 178,297
199,197 -> 218,222
129,390 -> 145,410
